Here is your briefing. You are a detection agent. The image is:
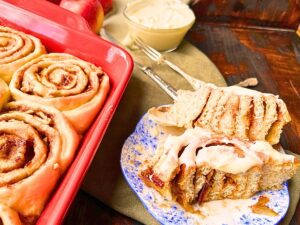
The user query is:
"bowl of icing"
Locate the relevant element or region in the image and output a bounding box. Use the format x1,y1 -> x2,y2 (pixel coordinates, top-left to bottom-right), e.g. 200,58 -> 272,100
124,0 -> 195,52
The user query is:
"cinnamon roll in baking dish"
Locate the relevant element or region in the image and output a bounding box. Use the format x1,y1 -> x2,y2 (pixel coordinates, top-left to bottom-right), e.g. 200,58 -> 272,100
140,127 -> 299,211
0,101 -> 79,224
0,26 -> 46,83
9,53 -> 110,133
148,83 -> 291,145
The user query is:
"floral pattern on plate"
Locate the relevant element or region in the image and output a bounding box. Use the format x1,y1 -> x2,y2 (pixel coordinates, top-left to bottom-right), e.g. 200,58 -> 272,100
120,114 -> 289,225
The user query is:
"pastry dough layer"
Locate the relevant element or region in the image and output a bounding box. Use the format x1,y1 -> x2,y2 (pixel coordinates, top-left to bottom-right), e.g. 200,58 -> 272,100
10,53 -> 110,133
0,26 -> 46,83
0,101 -> 79,222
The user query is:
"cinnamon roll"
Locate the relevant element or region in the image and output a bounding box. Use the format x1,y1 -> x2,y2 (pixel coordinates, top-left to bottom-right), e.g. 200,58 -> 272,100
148,83 -> 291,145
0,26 -> 46,83
9,53 -> 110,133
140,127 -> 299,211
0,101 -> 80,223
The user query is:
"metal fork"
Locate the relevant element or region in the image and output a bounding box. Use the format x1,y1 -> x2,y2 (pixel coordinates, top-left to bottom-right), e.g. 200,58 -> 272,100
100,29 -> 177,100
135,37 -> 205,90
135,37 -> 258,89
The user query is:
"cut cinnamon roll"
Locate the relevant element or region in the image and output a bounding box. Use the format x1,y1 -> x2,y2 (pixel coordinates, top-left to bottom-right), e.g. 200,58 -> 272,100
9,53 -> 110,133
0,26 -> 46,83
0,101 -> 80,224
148,83 -> 291,145
140,127 -> 298,210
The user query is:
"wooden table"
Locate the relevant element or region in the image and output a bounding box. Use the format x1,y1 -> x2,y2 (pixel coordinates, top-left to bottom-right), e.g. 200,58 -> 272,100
64,1 -> 300,224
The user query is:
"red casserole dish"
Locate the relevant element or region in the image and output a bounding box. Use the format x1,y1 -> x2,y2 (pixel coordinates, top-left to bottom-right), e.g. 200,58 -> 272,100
0,0 -> 134,224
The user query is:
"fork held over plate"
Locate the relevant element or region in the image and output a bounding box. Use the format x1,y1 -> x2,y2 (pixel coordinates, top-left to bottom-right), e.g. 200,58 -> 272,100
135,37 -> 205,90
135,37 -> 258,89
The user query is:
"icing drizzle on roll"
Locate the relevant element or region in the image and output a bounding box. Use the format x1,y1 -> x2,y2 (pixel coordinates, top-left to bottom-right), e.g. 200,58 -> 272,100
153,127 -> 294,179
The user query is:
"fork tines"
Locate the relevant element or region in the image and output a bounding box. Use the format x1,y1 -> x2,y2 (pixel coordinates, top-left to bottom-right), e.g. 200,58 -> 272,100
134,37 -> 164,63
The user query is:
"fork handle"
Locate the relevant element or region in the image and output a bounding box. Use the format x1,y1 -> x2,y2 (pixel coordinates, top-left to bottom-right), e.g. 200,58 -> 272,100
164,59 -> 206,90
140,66 -> 178,100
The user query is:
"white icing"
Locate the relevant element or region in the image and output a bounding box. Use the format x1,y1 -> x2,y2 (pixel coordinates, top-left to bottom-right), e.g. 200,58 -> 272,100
193,198 -> 256,224
154,127 -> 295,176
250,141 -> 295,163
153,127 -> 210,180
196,145 -> 262,174
126,0 -> 195,29
153,137 -> 182,180
179,137 -> 201,167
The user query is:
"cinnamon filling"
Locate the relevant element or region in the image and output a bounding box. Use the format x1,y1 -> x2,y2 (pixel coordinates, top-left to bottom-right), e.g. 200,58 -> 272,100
0,134 -> 37,173
198,170 -> 215,204
19,214 -> 38,225
0,134 -> 27,172
250,196 -> 278,216
141,168 -> 165,188
158,106 -> 170,113
248,99 -> 255,138
23,140 -> 35,167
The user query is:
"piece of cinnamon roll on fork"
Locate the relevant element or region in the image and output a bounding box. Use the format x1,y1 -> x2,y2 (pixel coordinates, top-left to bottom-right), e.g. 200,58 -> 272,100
148,83 -> 290,145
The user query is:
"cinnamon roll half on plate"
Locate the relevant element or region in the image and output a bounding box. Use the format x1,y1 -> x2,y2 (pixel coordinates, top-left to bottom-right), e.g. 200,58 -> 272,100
148,83 -> 291,145
0,26 -> 46,83
0,101 -> 80,224
9,53 -> 110,133
140,127 -> 299,211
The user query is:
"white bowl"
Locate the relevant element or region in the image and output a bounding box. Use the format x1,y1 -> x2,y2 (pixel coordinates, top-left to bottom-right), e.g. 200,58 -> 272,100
124,0 -> 195,52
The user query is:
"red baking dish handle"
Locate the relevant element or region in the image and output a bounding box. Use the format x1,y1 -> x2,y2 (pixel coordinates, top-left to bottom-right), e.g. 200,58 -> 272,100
2,0 -> 94,34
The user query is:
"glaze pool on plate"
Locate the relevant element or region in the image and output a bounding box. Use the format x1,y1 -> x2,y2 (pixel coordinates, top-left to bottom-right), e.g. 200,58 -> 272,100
120,114 -> 289,225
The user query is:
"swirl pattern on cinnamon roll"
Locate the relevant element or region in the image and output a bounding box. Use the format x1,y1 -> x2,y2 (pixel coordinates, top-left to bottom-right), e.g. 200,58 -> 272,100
0,101 -> 79,223
10,53 -> 110,133
0,26 -> 46,83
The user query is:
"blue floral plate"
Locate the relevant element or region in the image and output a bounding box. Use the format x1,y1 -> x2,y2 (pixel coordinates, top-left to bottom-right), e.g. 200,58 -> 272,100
120,114 -> 289,225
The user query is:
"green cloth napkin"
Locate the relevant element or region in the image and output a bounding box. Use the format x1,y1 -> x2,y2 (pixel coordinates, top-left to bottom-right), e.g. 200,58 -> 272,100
82,0 -> 300,224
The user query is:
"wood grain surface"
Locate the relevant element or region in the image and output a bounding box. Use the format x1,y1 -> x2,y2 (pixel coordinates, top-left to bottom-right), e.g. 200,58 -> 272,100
64,0 -> 300,224
192,0 -> 300,29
